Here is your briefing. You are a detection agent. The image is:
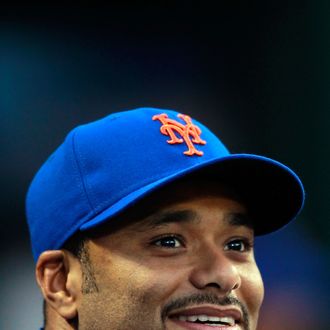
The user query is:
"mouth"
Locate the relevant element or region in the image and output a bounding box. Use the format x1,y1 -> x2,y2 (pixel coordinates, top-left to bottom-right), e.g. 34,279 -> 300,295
167,305 -> 243,329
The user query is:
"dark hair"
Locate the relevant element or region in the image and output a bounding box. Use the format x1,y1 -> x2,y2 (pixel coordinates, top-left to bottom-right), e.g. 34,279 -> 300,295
63,231 -> 87,258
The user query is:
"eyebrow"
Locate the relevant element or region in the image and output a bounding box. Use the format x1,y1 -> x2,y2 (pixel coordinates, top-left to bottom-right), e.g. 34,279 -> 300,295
139,210 -> 199,231
136,209 -> 253,231
225,213 -> 253,229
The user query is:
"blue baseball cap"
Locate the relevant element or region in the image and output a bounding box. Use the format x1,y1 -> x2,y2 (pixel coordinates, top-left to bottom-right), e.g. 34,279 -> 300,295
26,107 -> 305,261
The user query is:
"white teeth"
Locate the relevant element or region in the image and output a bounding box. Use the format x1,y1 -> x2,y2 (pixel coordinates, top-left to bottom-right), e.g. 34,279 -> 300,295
218,316 -> 235,326
198,315 -> 208,322
176,314 -> 235,326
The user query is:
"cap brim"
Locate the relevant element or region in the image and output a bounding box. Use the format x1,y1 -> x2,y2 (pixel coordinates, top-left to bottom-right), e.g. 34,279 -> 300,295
80,154 -> 305,235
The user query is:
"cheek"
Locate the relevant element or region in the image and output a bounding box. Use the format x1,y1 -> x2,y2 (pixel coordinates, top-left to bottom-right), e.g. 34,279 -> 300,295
77,273 -> 158,329
240,263 -> 264,320
98,254 -> 183,293
78,255 -> 185,328
115,257 -> 186,305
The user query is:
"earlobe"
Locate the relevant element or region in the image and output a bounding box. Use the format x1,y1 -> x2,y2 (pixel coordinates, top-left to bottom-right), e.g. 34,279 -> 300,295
36,250 -> 79,320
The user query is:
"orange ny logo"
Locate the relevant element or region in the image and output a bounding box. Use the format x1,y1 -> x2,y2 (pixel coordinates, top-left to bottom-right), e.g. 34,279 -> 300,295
152,113 -> 207,156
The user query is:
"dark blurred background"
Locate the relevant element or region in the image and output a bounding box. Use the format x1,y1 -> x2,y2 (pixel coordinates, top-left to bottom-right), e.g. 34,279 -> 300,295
0,3 -> 329,329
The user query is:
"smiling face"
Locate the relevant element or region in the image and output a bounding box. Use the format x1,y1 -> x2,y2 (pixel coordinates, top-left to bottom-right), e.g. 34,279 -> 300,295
76,180 -> 264,330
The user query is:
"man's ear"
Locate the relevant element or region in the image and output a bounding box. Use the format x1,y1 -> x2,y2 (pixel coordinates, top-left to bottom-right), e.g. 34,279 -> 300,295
36,250 -> 82,320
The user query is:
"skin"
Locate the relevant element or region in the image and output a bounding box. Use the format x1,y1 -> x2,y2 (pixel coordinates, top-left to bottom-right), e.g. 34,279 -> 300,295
36,180 -> 264,330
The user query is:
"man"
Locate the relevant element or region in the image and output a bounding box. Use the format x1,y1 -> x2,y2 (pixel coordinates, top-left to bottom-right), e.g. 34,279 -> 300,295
26,107 -> 305,330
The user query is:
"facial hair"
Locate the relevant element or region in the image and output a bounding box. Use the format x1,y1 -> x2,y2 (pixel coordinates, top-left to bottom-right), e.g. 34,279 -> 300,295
162,293 -> 250,330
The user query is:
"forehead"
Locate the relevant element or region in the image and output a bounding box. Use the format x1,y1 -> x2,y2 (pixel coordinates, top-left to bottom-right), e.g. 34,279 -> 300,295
87,177 -> 251,238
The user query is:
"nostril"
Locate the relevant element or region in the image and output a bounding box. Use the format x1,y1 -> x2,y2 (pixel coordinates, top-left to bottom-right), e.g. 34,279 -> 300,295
206,282 -> 221,289
232,283 -> 239,290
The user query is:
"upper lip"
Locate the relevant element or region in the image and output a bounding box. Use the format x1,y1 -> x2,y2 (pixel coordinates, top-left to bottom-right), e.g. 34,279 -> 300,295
167,304 -> 243,323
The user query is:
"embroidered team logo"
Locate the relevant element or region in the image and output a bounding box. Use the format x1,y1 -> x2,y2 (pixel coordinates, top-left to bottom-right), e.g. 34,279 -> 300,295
152,113 -> 207,156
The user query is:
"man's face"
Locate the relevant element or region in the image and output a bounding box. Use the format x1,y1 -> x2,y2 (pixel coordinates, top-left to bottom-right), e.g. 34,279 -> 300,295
76,181 -> 264,330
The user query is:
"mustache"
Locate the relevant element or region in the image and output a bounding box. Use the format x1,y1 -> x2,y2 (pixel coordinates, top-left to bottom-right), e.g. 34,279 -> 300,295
162,293 -> 250,330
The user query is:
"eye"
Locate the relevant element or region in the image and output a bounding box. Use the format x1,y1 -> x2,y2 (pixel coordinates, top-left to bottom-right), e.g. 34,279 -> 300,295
151,235 -> 184,248
224,239 -> 252,252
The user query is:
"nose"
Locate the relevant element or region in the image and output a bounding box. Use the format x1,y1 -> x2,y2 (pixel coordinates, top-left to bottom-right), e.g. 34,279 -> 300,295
189,244 -> 241,295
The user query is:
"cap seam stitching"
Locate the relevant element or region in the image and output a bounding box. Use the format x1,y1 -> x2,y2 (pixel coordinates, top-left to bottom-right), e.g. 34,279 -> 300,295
71,130 -> 96,214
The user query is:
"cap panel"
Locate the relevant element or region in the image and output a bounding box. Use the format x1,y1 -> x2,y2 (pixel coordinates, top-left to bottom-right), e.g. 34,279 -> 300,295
74,108 -> 229,217
26,131 -> 94,258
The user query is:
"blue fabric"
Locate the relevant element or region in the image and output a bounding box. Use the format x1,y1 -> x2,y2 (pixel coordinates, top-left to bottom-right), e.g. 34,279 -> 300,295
26,107 -> 305,261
